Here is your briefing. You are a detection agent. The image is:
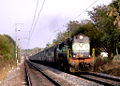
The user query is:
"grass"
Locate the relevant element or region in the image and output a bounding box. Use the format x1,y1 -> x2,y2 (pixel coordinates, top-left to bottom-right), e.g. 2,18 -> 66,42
0,58 -> 16,81
93,56 -> 120,76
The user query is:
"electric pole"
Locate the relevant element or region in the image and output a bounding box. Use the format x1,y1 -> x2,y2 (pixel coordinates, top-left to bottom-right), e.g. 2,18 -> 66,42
15,23 -> 23,66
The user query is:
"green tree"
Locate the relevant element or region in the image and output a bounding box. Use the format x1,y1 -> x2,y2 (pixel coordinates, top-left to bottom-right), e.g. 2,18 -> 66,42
33,47 -> 42,54
109,0 -> 120,56
67,21 -> 81,37
52,39 -> 59,45
0,35 -> 10,57
4,35 -> 16,59
46,42 -> 52,48
55,31 -> 69,44
0,35 -> 16,60
66,20 -> 102,55
88,5 -> 120,59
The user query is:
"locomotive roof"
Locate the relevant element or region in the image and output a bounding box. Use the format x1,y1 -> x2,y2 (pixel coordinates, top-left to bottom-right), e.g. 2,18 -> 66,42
74,33 -> 89,42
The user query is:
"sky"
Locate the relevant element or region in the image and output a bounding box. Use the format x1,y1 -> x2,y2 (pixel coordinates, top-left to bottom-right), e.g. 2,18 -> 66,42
0,0 -> 112,49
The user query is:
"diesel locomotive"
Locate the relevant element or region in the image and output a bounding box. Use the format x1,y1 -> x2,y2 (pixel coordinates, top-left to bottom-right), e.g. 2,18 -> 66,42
29,33 -> 93,72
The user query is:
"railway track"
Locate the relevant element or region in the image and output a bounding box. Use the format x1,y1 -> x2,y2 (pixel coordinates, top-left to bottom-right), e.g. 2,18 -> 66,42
27,60 -> 120,86
25,60 -> 61,86
74,72 -> 120,86
25,62 -> 32,86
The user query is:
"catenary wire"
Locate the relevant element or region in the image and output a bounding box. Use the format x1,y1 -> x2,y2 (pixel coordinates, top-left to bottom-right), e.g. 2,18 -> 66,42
74,0 -> 98,20
30,0 -> 39,37
27,0 -> 46,49
40,0 -> 99,47
29,0 -> 45,39
27,0 -> 98,49
27,0 -> 39,48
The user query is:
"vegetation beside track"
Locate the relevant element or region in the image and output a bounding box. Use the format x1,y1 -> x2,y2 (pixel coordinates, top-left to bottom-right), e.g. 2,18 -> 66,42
94,56 -> 120,76
0,34 -> 16,81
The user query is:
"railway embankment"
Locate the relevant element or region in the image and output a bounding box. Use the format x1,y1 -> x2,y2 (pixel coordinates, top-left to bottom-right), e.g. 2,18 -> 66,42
0,35 -> 17,83
29,61 -> 103,86
0,59 -> 120,86
93,55 -> 120,77
0,62 -> 27,86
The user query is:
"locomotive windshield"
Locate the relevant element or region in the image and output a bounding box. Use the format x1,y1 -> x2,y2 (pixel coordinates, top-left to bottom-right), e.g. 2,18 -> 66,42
72,34 -> 90,57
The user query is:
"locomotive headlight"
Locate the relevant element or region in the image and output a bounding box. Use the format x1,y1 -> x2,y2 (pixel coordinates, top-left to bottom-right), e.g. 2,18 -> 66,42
79,35 -> 83,39
73,55 -> 76,57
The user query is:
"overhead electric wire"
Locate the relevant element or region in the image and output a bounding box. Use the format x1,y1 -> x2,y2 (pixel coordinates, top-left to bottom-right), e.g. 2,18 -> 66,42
45,0 -> 99,47
43,0 -> 99,48
31,0 -> 45,33
27,0 -> 98,49
45,0 -> 98,45
27,0 -> 39,48
30,0 -> 45,38
27,0 -> 46,48
30,0 -> 39,36
74,0 -> 98,20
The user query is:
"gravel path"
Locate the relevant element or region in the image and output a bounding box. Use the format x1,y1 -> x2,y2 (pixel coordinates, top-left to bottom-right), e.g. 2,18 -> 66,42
0,63 -> 27,86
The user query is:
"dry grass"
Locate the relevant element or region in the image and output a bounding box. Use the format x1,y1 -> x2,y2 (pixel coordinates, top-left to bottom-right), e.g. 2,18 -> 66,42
93,56 -> 120,77
0,67 -> 10,81
101,62 -> 120,76
0,58 -> 16,81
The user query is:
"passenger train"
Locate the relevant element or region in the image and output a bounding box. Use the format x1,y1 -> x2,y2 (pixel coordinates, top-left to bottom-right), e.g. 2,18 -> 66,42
29,33 -> 93,72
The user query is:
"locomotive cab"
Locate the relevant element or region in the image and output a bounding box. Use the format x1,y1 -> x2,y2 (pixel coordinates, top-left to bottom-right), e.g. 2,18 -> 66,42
72,34 -> 90,58
69,34 -> 93,72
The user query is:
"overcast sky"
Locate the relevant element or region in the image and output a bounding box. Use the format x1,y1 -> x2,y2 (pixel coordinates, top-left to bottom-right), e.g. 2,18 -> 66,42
0,0 -> 112,49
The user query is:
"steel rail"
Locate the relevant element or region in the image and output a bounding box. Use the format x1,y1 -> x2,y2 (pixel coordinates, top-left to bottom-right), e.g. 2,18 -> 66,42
74,72 -> 120,86
27,60 -> 61,86
88,72 -> 120,82
25,62 -> 32,86
79,75 -> 114,86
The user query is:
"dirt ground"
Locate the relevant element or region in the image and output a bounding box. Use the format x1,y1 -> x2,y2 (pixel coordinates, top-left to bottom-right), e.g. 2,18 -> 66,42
0,58 -> 120,86
0,59 -> 16,82
101,62 -> 120,76
94,57 -> 120,77
0,63 -> 27,86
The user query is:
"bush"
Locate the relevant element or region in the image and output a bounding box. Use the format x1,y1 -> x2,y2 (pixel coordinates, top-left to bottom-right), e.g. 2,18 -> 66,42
94,56 -> 112,71
0,34 -> 16,70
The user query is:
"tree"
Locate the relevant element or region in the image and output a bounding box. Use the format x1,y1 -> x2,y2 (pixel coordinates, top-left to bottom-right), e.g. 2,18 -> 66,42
46,42 -> 52,48
67,20 -> 102,55
67,21 -> 81,37
0,35 -> 16,59
54,31 -> 69,44
52,39 -> 59,45
109,0 -> 120,56
88,5 -> 120,59
33,47 -> 42,53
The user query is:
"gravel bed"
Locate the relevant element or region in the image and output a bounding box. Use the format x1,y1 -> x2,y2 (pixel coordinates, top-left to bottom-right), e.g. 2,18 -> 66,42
26,62 -> 56,86
32,62 -> 102,86
0,63 -> 27,86
80,74 -> 120,85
